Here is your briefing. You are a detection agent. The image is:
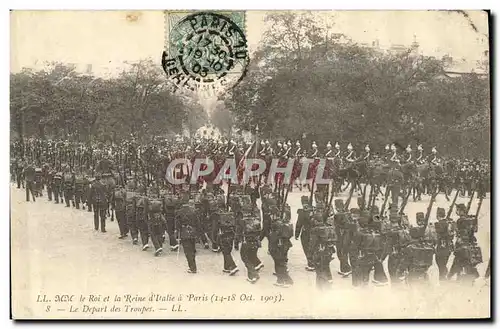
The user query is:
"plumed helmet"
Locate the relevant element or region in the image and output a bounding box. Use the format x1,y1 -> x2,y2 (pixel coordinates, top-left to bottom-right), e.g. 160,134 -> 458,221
365,144 -> 370,152
406,145 -> 412,152
390,144 -> 396,151
335,142 -> 340,149
287,140 -> 292,146
432,146 -> 437,154
347,143 -> 353,150
296,140 -> 300,147
385,144 -> 390,151
312,142 -> 317,148
327,141 -> 332,149
265,140 -> 270,145
277,141 -> 282,147
417,144 -> 423,151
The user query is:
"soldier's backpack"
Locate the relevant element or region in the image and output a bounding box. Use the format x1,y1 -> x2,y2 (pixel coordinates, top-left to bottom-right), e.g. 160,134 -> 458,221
126,191 -> 136,207
34,168 -> 43,181
164,193 -> 176,208
434,220 -> 450,236
312,224 -> 337,243
242,214 -> 261,234
470,244 -> 483,266
148,198 -> 163,213
114,189 -> 126,209
218,211 -> 235,230
360,229 -> 383,253
409,243 -> 434,267
239,195 -> 253,213
74,175 -> 85,186
135,196 -> 146,209
54,172 -> 63,184
272,220 -> 294,239
179,205 -> 197,239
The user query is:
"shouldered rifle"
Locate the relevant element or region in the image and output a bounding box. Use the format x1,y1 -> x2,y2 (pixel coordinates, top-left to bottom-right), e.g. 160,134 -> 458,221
424,188 -> 438,228
446,189 -> 460,220
399,186 -> 412,215
474,195 -> 484,233
344,183 -> 356,212
308,175 -> 316,207
379,185 -> 391,217
466,190 -> 475,215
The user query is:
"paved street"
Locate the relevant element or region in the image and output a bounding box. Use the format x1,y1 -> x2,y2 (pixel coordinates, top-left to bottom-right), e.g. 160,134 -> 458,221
11,183 -> 490,319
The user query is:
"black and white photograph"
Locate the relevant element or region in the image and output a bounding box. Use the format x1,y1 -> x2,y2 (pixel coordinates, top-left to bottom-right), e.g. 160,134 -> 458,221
9,10 -> 491,319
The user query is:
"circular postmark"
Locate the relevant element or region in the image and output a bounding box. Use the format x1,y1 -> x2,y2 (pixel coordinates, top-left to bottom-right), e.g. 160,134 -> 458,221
162,12 -> 249,96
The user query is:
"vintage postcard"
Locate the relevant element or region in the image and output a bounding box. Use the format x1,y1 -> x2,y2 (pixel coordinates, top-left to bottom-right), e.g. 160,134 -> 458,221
10,10 -> 491,319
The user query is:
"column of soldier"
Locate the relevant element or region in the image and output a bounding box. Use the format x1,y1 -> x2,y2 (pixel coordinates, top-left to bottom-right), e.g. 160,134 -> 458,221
11,136 -> 490,288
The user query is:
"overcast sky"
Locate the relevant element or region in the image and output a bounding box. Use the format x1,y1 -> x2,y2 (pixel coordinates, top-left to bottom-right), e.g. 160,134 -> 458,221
10,10 -> 489,76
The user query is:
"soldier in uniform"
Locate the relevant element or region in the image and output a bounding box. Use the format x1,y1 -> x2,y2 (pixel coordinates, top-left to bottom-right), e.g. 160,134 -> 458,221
34,165 -> 44,197
211,201 -> 239,275
398,226 -> 435,286
334,199 -> 352,277
53,169 -> 63,204
62,165 -> 75,208
46,168 -> 55,202
345,143 -> 357,163
146,187 -> 166,256
351,211 -> 383,287
164,191 -> 179,251
73,170 -> 86,209
447,204 -> 482,283
295,196 -> 315,271
175,201 -> 203,273
15,158 -> 25,189
309,203 -> 336,289
383,210 -> 410,286
403,145 -> 413,164
362,145 -> 371,161
269,201 -> 294,287
89,173 -> 108,232
416,144 -> 424,165
23,161 -> 36,202
135,186 -> 150,250
125,180 -> 139,245
112,184 -> 128,239
236,204 -> 263,283
434,207 -> 455,281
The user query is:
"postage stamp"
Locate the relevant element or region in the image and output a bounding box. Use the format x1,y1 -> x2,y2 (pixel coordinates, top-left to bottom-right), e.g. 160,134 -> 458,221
162,11 -> 249,97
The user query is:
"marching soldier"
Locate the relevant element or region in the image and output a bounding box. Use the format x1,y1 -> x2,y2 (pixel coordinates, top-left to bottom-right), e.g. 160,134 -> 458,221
45,167 -> 54,202
175,200 -> 203,273
146,187 -> 166,256
74,170 -> 86,209
112,184 -> 128,239
53,169 -> 63,204
429,147 -> 440,166
125,180 -> 139,245
434,207 -> 455,281
23,161 -> 36,202
295,196 -> 315,271
236,205 -> 263,283
164,192 -> 179,251
334,199 -> 352,277
269,202 -> 294,287
135,186 -> 150,250
351,211 -> 383,287
447,204 -> 482,283
398,226 -> 435,286
89,173 -> 107,232
310,203 -> 336,289
211,201 -> 239,275
62,165 -> 75,208
34,166 -> 43,197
